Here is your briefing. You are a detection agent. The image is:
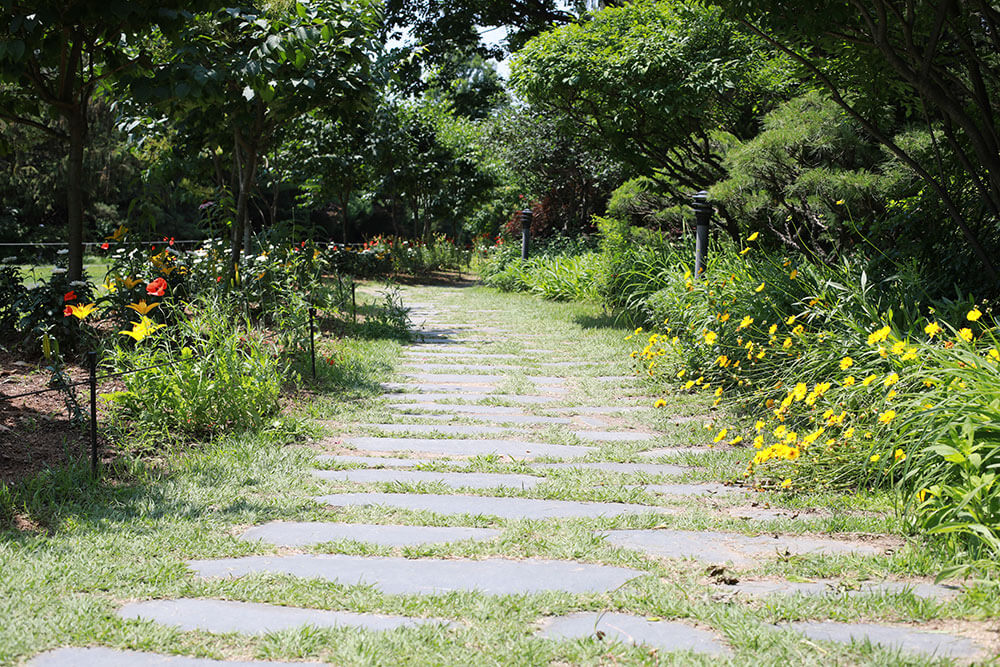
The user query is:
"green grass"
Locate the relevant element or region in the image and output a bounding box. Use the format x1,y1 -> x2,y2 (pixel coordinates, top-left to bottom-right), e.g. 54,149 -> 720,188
1,283 -> 997,665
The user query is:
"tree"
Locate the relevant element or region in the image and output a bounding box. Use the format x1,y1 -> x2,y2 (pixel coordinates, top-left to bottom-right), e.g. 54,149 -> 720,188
0,1 -> 218,280
510,0 -> 793,240
133,0 -> 380,268
714,0 -> 1000,279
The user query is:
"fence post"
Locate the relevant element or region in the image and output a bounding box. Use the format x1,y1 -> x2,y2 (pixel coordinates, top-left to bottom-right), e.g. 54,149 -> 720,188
88,351 -> 98,480
309,307 -> 316,380
692,191 -> 711,279
519,209 -> 532,260
351,281 -> 357,323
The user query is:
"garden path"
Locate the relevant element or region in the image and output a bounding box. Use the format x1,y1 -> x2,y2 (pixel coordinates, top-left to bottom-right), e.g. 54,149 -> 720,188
30,284 -> 990,665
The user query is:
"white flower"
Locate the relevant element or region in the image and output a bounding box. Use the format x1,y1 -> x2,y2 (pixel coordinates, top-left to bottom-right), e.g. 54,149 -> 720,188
56,248 -> 69,255
51,267 -> 67,274
1,256 -> 16,263
69,280 -> 87,287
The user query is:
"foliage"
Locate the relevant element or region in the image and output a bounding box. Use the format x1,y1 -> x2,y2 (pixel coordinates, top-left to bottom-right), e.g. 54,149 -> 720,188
15,266 -> 97,355
104,297 -> 285,438
0,261 -> 26,341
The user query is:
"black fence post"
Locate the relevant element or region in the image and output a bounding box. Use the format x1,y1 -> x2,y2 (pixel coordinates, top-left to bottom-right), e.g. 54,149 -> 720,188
693,191 -> 711,279
519,209 -> 532,260
351,281 -> 357,323
88,351 -> 98,480
309,307 -> 316,379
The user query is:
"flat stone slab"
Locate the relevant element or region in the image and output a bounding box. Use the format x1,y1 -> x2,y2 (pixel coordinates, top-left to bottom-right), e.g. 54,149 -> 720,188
240,521 -> 500,547
384,393 -> 558,404
783,621 -> 981,658
640,447 -> 720,457
401,373 -> 565,386
358,423 -> 516,436
29,648 -> 314,666
640,483 -> 734,496
534,462 -> 687,476
343,436 -> 592,459
118,599 -> 446,634
188,554 -> 644,595
724,579 -> 961,600
311,468 -> 541,489
402,363 -> 524,372
573,431 -> 653,442
403,352 -> 518,359
601,529 -> 881,566
537,612 -> 729,655
539,361 -> 602,367
554,406 -> 648,415
316,455 -> 470,468
409,345 -> 478,353
391,405 -> 573,424
383,384 -> 568,397
316,492 -> 672,519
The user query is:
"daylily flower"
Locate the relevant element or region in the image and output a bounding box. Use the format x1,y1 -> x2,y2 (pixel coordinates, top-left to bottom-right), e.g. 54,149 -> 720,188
119,316 -> 165,342
126,300 -> 159,316
64,303 -> 97,320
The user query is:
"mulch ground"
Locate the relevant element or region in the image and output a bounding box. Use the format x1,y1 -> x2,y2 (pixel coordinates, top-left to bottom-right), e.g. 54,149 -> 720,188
0,351 -> 115,486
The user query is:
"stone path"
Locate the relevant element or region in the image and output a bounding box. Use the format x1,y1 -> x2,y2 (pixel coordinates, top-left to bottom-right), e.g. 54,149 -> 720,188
36,286 -> 986,664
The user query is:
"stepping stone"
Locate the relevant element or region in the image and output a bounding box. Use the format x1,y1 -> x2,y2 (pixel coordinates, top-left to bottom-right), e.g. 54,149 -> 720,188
240,521 -> 500,547
639,483 -> 733,496
782,621 -> 981,658
639,447 -> 721,457
311,468 -> 541,489
573,431 -> 653,442
402,373 -> 565,386
726,506 -> 812,521
410,345 -> 478,353
391,405 -> 573,424
383,392 -> 559,404
402,352 -> 518,359
593,376 -> 639,382
601,529 -> 882,566
384,383 -> 569,396
402,363 -> 525,372
539,361 -> 602,367
534,462 -> 687,476
28,648 -> 313,666
316,455 -> 470,468
358,423 -> 516,436
188,554 -> 644,595
537,612 -> 729,655
554,406 -> 648,415
723,579 -> 961,600
118,598 -> 446,634
577,417 -> 608,428
315,492 -> 673,519
343,436 -> 592,459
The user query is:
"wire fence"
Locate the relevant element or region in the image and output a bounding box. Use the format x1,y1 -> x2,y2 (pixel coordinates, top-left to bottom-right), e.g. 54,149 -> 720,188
0,306 -> 324,480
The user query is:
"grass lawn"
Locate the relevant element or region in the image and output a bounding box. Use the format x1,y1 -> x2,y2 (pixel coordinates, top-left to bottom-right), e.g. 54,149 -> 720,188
1,282 -> 997,665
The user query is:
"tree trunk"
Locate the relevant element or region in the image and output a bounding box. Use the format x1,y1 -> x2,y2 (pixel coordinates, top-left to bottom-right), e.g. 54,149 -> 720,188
231,129 -> 259,272
66,110 -> 86,282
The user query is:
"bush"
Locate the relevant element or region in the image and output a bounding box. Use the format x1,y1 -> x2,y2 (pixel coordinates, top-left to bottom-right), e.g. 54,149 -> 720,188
103,297 -> 285,438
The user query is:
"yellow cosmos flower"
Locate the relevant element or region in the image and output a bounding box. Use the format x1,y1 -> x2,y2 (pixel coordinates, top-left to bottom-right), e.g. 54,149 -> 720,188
737,315 -> 753,330
842,375 -> 855,386
967,307 -> 982,322
878,410 -> 897,424
867,325 -> 891,345
785,315 -> 796,325
782,337 -> 793,349
870,453 -> 880,463
958,328 -> 973,342
883,372 -> 899,387
894,448 -> 906,462
768,324 -> 778,335
654,399 -> 667,408
754,420 -> 765,431
704,331 -> 718,344
740,247 -> 751,256
719,312 -> 731,322
924,321 -> 941,337
839,357 -> 853,370
861,375 -> 877,386
755,282 -> 765,292
730,435 -> 743,445
753,435 -> 764,449
747,232 -> 759,241
789,269 -> 798,279
713,428 -> 728,443
780,478 -> 792,489
989,349 -> 1000,362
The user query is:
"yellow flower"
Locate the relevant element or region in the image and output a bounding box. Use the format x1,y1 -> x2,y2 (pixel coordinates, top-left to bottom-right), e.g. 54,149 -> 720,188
890,341 -> 906,356
747,232 -> 759,241
886,389 -> 897,400
704,331 -> 718,344
870,454 -> 880,463
861,375 -> 877,387
780,478 -> 792,489
782,337 -> 793,349
883,372 -> 899,387
958,328 -> 973,342
789,269 -> 798,279
894,448 -> 906,462
730,435 -> 743,445
684,380 -> 695,390
713,428 -> 728,443
866,325 -> 891,345
842,375 -> 855,386
792,324 -> 804,336
785,315 -> 796,325
737,315 -> 753,330
844,427 -> 855,439
754,420 -> 765,431
755,282 -> 765,292
839,357 -> 853,370
714,387 -> 723,397
122,276 -> 143,289
65,303 -> 98,320
835,199 -> 844,205
917,488 -> 931,502
924,321 -> 941,338
768,324 -> 778,335
773,425 -> 787,437
878,410 -> 897,424
654,399 -> 667,408
126,300 -> 159,316
753,435 -> 764,449
989,349 -> 1000,362
967,307 -> 982,322
740,247 -> 751,256
719,312 -> 731,322
119,316 -> 165,342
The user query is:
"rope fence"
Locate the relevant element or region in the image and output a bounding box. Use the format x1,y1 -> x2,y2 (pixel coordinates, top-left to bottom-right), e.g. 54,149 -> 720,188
0,304 -> 325,480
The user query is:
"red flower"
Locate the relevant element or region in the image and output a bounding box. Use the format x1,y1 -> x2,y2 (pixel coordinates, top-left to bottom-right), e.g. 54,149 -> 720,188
63,306 -> 73,317
64,290 -> 77,302
215,276 -> 222,282
146,277 -> 168,296
100,242 -> 109,250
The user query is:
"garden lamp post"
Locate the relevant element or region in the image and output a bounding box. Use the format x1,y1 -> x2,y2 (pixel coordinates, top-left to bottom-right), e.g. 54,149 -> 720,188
519,209 -> 532,260
693,191 -> 711,279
